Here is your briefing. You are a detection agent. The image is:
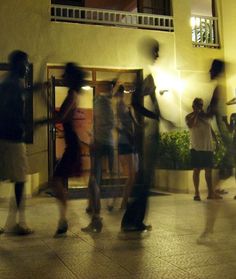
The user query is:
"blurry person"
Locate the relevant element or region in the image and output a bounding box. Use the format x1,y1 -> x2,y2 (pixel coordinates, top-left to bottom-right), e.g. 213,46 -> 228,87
114,84 -> 139,210
208,59 -> 226,143
222,113 -> 236,198
121,38 -> 172,232
208,59 -> 232,193
52,63 -> 85,236
208,59 -> 225,120
197,199 -> 222,245
82,82 -> 115,233
0,50 -> 33,235
186,98 -> 222,201
36,63 -> 85,236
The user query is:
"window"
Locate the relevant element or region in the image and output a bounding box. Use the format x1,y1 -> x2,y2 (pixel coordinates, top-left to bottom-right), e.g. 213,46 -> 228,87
191,0 -> 219,48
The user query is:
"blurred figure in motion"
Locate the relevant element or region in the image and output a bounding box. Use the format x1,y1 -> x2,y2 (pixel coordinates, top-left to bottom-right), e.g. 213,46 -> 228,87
52,63 -> 85,236
186,98 -> 222,201
114,84 -> 139,210
82,82 -> 115,233
121,38 -> 172,232
0,50 -> 34,235
208,59 -> 233,193
222,113 -> 236,199
197,199 -> 222,245
36,63 -> 85,236
208,59 -> 225,127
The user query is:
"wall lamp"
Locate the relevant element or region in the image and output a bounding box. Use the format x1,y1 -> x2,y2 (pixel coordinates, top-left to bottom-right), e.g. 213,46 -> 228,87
82,85 -> 92,90
159,89 -> 169,95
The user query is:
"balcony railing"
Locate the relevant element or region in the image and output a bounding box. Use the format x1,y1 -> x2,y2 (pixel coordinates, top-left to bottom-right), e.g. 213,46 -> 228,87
51,4 -> 174,31
191,15 -> 219,48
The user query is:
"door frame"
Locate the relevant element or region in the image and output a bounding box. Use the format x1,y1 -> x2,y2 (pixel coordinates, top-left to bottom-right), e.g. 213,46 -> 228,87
47,66 -> 144,183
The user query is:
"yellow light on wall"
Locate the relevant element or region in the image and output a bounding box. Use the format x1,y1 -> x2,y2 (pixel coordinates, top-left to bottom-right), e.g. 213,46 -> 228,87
82,85 -> 92,91
159,89 -> 169,95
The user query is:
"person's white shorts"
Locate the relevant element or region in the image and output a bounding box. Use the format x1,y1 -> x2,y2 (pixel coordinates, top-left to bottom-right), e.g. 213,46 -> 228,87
0,139 -> 28,182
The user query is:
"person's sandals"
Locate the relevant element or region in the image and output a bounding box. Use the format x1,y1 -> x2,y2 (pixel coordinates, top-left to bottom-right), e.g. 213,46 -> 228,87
193,196 -> 201,201
122,223 -> 152,232
207,194 -> 223,200
81,217 -> 103,233
14,224 -> 34,236
85,207 -> 92,214
215,189 -> 228,195
55,220 -> 68,236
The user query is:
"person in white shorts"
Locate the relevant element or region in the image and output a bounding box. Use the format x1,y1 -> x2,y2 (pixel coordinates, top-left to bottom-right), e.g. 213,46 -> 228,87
0,50 -> 33,235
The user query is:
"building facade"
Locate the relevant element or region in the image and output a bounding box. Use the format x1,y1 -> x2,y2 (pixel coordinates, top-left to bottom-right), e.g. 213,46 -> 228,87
0,0 -> 235,192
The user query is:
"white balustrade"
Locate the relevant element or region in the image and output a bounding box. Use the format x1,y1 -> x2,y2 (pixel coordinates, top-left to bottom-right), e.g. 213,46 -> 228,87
51,4 -> 174,31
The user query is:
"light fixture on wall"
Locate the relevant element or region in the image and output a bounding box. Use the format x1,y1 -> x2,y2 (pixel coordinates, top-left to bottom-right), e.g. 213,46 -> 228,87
124,89 -> 135,94
226,88 -> 236,105
226,97 -> 236,105
159,89 -> 169,95
82,85 -> 92,90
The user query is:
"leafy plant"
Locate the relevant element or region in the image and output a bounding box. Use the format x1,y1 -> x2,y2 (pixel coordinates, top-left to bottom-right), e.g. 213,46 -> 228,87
213,133 -> 227,168
156,130 -> 226,170
157,130 -> 191,170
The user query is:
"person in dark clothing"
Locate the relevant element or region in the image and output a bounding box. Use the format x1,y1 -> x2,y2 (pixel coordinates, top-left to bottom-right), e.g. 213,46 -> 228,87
208,59 -> 229,194
207,59 -> 225,134
82,83 -> 115,233
114,84 -> 139,210
121,38 -> 166,232
222,113 -> 236,199
0,50 -> 33,235
35,63 -> 85,236
52,63 -> 85,236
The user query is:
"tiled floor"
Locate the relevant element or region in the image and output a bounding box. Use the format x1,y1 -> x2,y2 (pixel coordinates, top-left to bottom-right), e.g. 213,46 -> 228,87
1,188 -> 236,279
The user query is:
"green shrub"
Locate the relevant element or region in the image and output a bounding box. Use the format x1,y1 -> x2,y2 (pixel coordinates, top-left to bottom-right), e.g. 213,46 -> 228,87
156,130 -> 226,170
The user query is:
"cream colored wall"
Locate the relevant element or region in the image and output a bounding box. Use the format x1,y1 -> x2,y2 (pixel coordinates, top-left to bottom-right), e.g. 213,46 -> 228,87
173,0 -> 224,71
0,0 -> 174,187
0,0 -> 229,186
171,0 -> 225,128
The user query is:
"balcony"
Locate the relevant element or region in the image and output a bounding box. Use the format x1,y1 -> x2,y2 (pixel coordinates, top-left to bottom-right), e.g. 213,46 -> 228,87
51,4 -> 174,32
191,15 -> 219,48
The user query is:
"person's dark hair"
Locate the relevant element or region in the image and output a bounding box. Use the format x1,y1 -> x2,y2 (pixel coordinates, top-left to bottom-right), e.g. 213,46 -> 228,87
114,85 -> 125,97
192,97 -> 203,108
64,62 -> 86,90
210,59 -> 224,78
230,113 -> 236,122
8,50 -> 28,71
139,37 -> 160,61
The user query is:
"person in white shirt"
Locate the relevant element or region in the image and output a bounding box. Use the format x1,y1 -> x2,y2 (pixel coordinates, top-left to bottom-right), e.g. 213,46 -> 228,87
186,97 -> 222,201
